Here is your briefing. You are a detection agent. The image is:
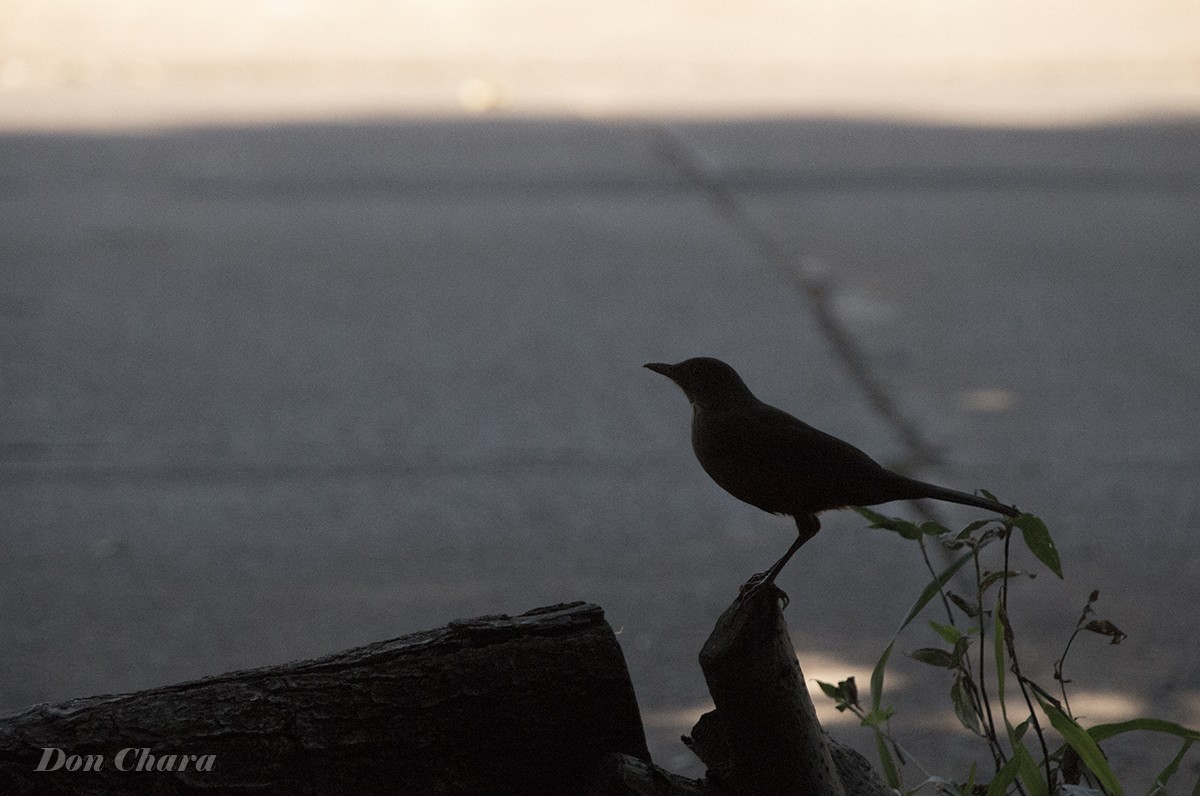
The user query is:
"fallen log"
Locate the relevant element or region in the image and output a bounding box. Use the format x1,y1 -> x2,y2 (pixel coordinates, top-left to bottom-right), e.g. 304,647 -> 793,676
0,602 -> 649,795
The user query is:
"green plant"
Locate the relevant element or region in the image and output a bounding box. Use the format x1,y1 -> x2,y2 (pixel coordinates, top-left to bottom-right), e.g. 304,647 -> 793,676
816,505 -> 1200,796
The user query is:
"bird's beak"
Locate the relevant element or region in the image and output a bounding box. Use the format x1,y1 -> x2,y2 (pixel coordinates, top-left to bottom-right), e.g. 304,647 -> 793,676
643,362 -> 675,378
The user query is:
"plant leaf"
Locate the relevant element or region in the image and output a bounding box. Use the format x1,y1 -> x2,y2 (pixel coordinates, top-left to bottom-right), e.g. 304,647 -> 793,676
861,707 -> 894,727
872,727 -> 902,790
1012,513 -> 1063,578
980,569 -> 1034,592
985,753 -> 1023,796
1036,692 -> 1123,796
951,675 -> 982,735
961,518 -> 994,535
918,520 -> 950,536
871,641 -> 894,711
1149,739 -> 1193,794
1083,619 -> 1128,645
993,608 -> 1009,722
895,550 -> 977,635
948,591 -> 981,618
840,676 -> 858,707
1015,742 -> 1051,796
929,620 -> 963,645
854,506 -> 924,540
1087,717 -> 1200,743
816,679 -> 842,701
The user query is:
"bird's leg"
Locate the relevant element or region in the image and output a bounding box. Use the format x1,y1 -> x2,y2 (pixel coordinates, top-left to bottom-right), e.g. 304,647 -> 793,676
739,515 -> 821,606
758,514 -> 821,588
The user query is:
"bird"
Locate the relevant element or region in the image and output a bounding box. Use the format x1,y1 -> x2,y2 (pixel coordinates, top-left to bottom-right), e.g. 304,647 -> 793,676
645,357 -> 1020,591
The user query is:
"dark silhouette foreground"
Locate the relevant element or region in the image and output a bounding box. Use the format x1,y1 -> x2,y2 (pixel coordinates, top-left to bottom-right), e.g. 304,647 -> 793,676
645,357 -> 1020,588
0,604 -> 648,796
0,598 -> 888,795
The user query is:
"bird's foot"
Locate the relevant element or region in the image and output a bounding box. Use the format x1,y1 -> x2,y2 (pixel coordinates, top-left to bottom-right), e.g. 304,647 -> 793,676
738,573 -> 789,609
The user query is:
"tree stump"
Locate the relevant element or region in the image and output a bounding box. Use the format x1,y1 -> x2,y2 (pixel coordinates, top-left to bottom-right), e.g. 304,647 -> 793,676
692,586 -> 848,796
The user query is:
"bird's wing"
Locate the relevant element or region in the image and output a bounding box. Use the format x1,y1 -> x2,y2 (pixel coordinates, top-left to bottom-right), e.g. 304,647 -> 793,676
694,402 -> 895,515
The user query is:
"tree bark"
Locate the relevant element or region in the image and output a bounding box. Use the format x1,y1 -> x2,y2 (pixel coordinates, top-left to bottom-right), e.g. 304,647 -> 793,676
0,602 -> 649,795
584,752 -> 707,795
695,586 -> 848,796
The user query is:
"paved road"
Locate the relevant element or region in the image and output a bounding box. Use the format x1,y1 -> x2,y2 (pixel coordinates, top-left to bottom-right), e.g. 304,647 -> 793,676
4,0 -> 1200,788
4,114 -> 1199,786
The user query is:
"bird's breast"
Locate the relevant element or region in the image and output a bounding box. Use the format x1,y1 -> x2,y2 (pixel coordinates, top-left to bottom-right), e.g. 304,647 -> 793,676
690,407 -> 800,514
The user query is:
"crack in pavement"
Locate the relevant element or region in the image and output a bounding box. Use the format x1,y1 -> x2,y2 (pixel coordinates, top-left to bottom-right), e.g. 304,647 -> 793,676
646,122 -> 940,479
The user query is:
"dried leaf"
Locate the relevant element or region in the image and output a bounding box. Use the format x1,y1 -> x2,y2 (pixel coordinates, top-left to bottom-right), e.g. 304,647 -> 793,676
1084,619 -> 1128,645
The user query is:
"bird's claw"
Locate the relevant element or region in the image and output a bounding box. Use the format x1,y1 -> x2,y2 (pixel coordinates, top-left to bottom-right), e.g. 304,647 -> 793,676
738,573 -> 789,609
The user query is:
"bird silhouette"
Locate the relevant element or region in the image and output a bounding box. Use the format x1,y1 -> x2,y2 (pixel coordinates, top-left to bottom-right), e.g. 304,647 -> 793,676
645,357 -> 1019,590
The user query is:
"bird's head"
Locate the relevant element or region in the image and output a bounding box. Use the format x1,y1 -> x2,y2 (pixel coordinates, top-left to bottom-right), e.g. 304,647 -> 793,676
643,357 -> 755,407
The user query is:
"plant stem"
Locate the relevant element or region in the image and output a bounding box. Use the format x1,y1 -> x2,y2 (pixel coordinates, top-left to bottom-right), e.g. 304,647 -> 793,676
1056,626 -> 1083,717
972,542 -> 1005,771
1001,531 -> 1055,796
921,534 -> 957,627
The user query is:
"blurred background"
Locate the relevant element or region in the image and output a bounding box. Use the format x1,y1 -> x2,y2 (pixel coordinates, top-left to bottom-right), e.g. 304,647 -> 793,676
3,0 -> 1200,787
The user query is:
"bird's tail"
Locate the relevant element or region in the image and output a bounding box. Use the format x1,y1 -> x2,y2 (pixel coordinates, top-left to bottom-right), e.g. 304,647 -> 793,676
896,476 -> 1021,518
